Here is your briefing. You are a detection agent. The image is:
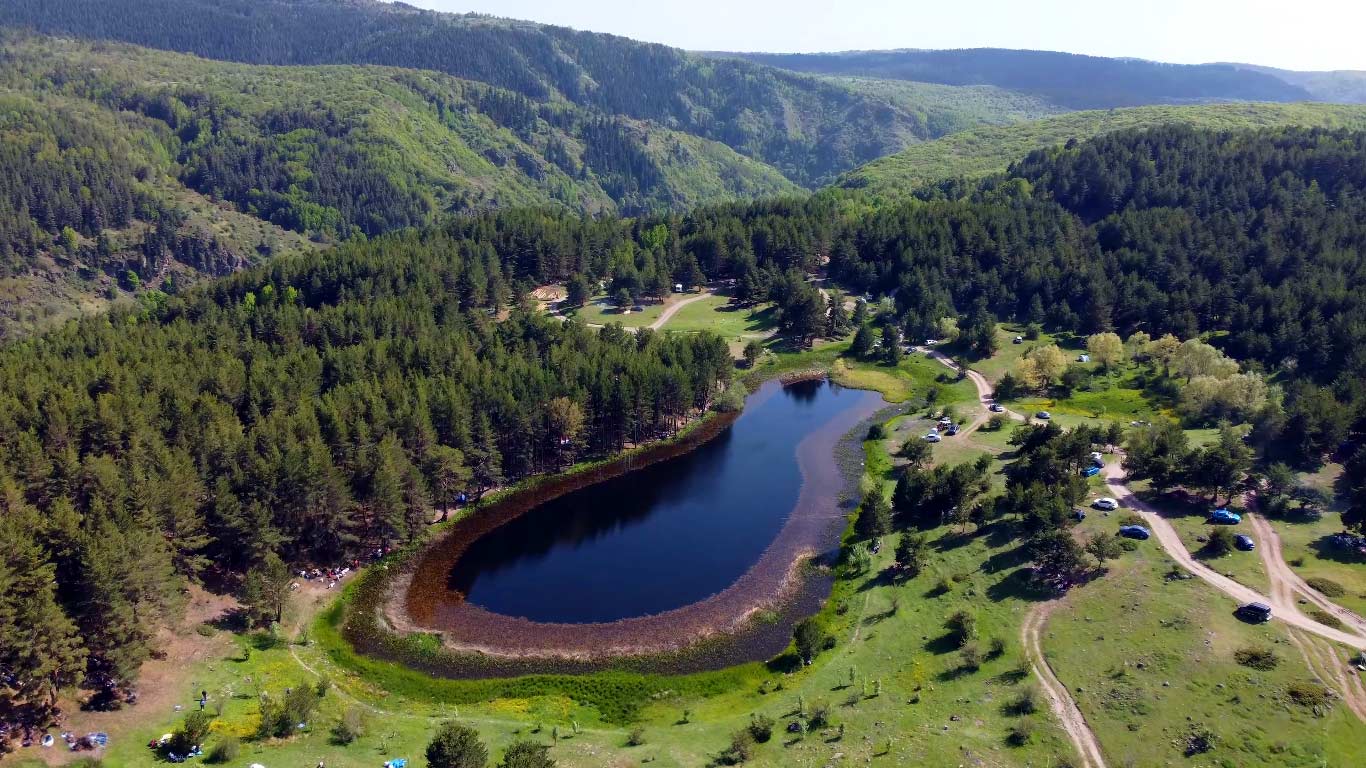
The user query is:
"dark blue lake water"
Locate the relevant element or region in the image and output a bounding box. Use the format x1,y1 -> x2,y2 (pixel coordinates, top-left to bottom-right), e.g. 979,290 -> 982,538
445,379 -> 875,623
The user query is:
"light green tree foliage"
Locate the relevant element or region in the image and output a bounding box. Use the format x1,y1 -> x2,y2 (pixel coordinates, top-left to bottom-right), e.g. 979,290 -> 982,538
1179,372 -> 1271,425
1085,332 -> 1126,369
1172,339 -> 1239,381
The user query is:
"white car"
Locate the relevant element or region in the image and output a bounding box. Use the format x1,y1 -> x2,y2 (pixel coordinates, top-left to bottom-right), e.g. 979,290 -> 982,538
989,403 -> 1005,413
924,433 -> 942,443
1092,497 -> 1119,511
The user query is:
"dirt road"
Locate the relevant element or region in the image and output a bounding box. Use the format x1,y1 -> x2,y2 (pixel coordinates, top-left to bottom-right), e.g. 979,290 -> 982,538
919,347 -> 1021,435
1101,461 -> 1366,650
1247,512 -> 1366,637
1021,602 -> 1110,768
647,290 -> 715,330
922,351 -> 1105,765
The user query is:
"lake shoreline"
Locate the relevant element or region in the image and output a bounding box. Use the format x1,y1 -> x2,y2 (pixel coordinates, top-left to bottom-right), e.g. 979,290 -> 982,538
360,377 -> 891,674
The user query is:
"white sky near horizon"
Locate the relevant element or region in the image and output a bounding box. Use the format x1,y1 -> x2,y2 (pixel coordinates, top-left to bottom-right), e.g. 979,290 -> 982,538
389,0 -> 1366,72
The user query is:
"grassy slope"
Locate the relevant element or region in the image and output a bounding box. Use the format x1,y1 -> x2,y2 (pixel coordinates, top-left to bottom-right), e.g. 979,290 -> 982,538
1048,514 -> 1366,766
1272,464 -> 1366,619
837,102 -> 1366,196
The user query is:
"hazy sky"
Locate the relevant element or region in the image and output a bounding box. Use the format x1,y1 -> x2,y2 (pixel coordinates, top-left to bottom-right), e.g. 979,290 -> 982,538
392,0 -> 1365,71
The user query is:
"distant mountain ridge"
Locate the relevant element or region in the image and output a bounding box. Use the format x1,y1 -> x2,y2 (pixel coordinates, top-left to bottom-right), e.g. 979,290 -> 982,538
711,48 -> 1318,109
0,0 -> 1017,187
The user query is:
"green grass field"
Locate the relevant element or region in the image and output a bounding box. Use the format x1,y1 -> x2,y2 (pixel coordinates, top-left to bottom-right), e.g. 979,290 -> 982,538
1266,464 -> 1366,619
664,296 -> 777,338
565,296 -> 670,327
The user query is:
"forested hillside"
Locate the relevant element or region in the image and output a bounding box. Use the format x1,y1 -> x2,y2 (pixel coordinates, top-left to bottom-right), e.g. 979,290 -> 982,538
3,112 -> 1366,741
0,84 -> 314,339
721,48 -> 1315,109
837,102 -> 1366,196
0,32 -> 802,337
0,0 -> 1021,187
0,229 -> 736,721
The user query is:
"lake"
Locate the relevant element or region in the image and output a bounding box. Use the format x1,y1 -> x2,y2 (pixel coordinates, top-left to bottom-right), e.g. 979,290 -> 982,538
441,378 -> 881,624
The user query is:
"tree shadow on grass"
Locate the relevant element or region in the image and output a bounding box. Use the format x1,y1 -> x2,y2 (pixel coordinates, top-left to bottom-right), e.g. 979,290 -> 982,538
936,664 -> 978,683
993,666 -> 1030,685
923,632 -> 962,655
932,530 -> 977,553
982,544 -> 1032,575
1309,535 -> 1366,565
984,569 -> 1054,603
855,568 -> 896,594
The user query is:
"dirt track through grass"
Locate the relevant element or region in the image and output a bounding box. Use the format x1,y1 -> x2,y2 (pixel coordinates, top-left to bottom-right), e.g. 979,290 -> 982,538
1021,601 -> 1109,768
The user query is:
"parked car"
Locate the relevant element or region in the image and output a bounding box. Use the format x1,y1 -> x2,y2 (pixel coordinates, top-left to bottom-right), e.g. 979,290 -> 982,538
1118,525 -> 1150,540
1236,602 -> 1273,623
1329,532 -> 1366,551
1092,497 -> 1119,511
989,403 -> 1006,413
1082,465 -> 1101,478
1090,451 -> 1105,464
1013,336 -> 1024,344
1073,508 -> 1087,521
945,425 -> 959,436
1234,534 -> 1256,551
1035,411 -> 1052,420
1208,508 -> 1242,525
924,433 -> 942,443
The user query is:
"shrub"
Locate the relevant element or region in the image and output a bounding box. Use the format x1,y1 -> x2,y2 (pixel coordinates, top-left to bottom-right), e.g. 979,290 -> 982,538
983,414 -> 1008,431
945,609 -> 977,646
747,713 -> 774,744
807,701 -> 832,729
933,575 -> 954,596
1234,646 -> 1280,671
959,642 -> 983,672
716,729 -> 756,765
1007,686 -> 1040,716
205,737 -> 239,764
626,727 -> 646,747
330,706 -> 364,745
171,710 -> 214,754
1118,513 -> 1146,527
497,740 -> 555,768
1006,718 -> 1035,746
1202,527 -> 1235,557
793,617 -> 833,663
426,721 -> 487,768
867,424 -> 886,440
1308,609 -> 1346,631
1184,724 -> 1216,756
988,637 -> 1007,659
1287,681 -> 1333,709
257,685 -> 320,738
1305,577 -> 1346,597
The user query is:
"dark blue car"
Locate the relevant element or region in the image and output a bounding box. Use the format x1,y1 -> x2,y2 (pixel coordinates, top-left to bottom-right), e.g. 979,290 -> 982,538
1119,525 -> 1150,540
1234,534 -> 1256,551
